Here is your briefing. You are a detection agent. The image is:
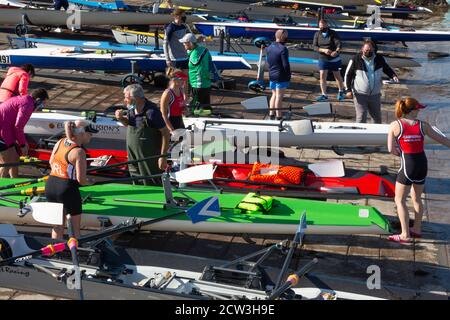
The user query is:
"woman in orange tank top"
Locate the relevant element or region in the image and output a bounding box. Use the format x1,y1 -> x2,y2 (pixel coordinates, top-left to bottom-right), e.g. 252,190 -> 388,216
387,97 -> 450,243
45,120 -> 98,239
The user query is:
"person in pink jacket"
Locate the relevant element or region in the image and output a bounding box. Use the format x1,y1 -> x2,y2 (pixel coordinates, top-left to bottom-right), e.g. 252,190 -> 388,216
0,64 -> 35,103
0,88 -> 49,178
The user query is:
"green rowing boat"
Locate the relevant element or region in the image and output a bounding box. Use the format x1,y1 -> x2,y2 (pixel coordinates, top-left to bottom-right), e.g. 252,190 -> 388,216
0,177 -> 392,235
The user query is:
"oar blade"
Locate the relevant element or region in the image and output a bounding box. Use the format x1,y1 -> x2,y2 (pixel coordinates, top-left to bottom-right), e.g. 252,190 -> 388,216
172,164 -> 216,183
308,160 -> 345,177
289,120 -> 314,135
241,96 -> 269,110
302,102 -> 332,116
29,202 -> 64,225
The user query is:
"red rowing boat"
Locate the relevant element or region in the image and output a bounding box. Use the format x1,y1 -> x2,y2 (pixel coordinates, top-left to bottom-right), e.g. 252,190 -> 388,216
188,162 -> 395,199
27,144 -> 394,199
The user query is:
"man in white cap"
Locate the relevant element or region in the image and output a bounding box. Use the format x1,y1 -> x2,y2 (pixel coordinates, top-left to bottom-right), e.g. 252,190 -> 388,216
179,33 -> 213,115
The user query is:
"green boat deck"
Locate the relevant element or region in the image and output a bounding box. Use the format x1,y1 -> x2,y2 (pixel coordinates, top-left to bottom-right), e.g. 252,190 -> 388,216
0,178 -> 392,234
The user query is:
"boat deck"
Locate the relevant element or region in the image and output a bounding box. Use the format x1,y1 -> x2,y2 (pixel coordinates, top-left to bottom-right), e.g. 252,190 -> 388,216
0,4 -> 448,300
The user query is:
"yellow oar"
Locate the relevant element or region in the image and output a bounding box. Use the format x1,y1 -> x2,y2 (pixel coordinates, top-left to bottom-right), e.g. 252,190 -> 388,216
0,186 -> 46,197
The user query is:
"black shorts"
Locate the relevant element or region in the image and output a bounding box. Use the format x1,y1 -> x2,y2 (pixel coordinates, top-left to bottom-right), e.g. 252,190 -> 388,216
0,138 -> 13,152
169,116 -> 185,130
45,175 -> 82,215
396,152 -> 428,185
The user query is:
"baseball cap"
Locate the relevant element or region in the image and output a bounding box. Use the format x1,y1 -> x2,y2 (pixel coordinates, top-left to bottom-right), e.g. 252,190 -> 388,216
179,33 -> 197,44
84,124 -> 99,134
172,71 -> 188,80
414,102 -> 427,110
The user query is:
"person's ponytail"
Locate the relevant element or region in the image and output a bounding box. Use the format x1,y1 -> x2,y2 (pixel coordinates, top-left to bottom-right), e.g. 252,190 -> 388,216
395,97 -> 419,119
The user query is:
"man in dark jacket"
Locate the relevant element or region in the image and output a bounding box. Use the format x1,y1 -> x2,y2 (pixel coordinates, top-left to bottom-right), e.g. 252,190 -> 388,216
266,29 -> 291,120
344,40 -> 399,123
313,19 -> 345,102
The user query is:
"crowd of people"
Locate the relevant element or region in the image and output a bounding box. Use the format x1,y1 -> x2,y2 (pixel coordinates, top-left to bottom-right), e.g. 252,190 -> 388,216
0,13 -> 449,242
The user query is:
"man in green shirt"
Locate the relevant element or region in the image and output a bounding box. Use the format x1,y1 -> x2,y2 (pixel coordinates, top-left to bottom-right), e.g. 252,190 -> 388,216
179,33 -> 212,114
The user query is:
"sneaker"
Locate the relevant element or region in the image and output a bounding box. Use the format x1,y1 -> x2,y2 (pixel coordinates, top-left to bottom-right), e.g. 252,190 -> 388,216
337,91 -> 345,101
269,115 -> 276,120
316,95 -> 328,102
54,28 -> 62,33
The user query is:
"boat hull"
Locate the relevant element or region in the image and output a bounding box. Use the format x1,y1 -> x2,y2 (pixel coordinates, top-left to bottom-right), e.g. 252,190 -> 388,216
0,8 -> 201,27
0,47 -> 251,72
24,112 -> 445,150
193,22 -> 450,42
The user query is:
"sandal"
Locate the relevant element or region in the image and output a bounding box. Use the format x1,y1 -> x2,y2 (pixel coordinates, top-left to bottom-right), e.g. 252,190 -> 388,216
388,234 -> 412,244
409,229 -> 422,238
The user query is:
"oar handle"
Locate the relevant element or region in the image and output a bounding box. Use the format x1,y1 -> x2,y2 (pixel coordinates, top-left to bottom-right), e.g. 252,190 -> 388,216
268,258 -> 318,300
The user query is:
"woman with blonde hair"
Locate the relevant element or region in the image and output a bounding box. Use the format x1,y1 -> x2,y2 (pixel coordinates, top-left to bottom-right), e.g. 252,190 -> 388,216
160,68 -> 188,133
45,120 -> 98,239
387,97 -> 450,243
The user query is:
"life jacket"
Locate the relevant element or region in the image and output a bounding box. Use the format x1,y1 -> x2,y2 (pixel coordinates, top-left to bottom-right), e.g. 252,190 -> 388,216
248,162 -> 304,185
0,67 -> 30,101
396,119 -> 425,154
49,138 -> 81,180
236,192 -> 274,215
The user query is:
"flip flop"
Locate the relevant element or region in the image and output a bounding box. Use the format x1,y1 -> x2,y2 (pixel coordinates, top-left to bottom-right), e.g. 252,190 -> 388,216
409,229 -> 422,238
388,234 -> 412,244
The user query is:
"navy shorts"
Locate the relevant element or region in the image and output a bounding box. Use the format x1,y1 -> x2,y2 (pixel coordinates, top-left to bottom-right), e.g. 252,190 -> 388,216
318,59 -> 342,71
269,81 -> 290,89
54,0 -> 69,10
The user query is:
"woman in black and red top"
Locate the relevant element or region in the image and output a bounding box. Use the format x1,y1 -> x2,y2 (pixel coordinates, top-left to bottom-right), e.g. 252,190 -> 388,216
387,97 -> 450,243
160,69 -> 188,133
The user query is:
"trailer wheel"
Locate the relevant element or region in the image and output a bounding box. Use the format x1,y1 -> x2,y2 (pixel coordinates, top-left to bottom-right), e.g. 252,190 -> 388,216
248,80 -> 265,92
15,24 -> 28,37
40,26 -> 52,33
121,74 -> 142,87
253,37 -> 271,49
138,71 -> 154,84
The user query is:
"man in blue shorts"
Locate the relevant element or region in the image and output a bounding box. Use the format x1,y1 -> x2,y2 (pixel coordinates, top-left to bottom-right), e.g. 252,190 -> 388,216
266,29 -> 291,120
313,20 -> 345,102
